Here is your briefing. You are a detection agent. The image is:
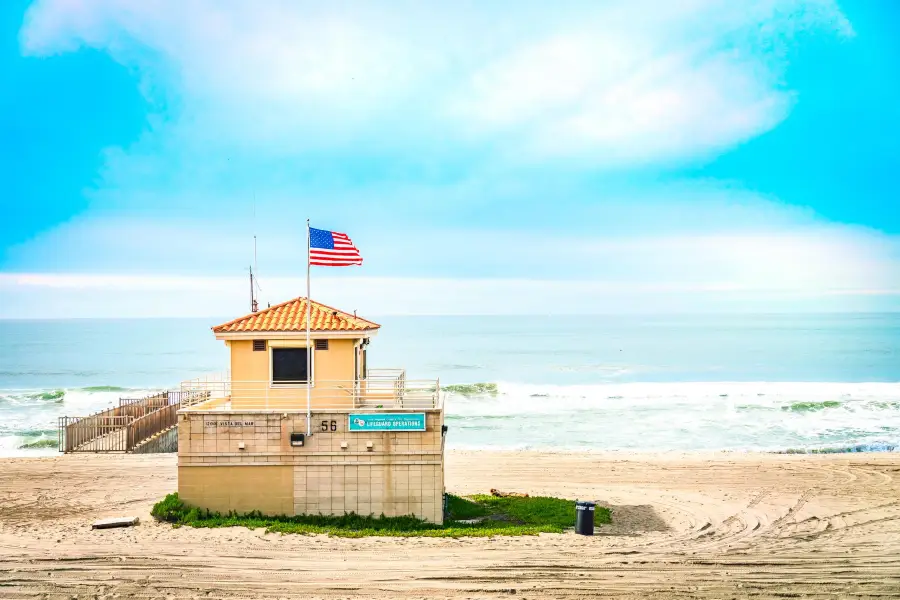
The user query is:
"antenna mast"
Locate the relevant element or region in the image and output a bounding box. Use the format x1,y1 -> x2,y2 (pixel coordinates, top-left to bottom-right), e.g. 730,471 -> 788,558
249,266 -> 258,313
249,194 -> 260,313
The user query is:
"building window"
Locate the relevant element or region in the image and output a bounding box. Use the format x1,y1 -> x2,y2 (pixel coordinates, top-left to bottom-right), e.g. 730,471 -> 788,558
314,339 -> 329,351
252,340 -> 266,352
271,347 -> 310,384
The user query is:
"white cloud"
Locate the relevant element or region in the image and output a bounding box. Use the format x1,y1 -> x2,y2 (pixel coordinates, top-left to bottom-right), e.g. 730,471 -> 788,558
4,178 -> 897,300
2,270 -> 898,319
451,0 -> 852,163
4,197 -> 899,317
19,0 -> 852,164
8,0 -> 885,319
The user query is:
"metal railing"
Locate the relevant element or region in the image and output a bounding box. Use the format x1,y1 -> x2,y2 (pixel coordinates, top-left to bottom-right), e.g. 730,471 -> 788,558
179,371 -> 441,411
179,372 -> 230,408
173,389 -> 213,409
367,368 -> 407,379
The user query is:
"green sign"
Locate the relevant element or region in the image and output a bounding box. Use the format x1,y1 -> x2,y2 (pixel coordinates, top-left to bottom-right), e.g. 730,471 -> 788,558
348,413 -> 426,432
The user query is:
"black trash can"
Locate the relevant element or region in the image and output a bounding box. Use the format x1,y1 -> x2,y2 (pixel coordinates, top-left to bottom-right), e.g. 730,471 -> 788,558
575,500 -> 595,536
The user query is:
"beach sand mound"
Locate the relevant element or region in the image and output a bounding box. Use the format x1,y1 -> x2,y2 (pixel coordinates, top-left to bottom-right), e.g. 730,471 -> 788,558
0,451 -> 898,599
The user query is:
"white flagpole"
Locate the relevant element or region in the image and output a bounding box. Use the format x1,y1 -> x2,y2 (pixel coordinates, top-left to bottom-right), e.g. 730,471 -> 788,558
306,219 -> 312,436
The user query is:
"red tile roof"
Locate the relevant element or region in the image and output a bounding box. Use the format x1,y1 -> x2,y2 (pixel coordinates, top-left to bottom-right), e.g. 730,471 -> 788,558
212,297 -> 380,334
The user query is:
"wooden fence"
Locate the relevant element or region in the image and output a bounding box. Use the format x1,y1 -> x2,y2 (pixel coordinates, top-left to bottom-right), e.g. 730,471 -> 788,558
58,391 -> 182,453
125,403 -> 179,450
57,415 -> 134,453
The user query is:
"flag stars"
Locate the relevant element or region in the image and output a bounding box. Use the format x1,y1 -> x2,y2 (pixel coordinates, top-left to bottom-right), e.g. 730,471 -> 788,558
309,228 -> 335,250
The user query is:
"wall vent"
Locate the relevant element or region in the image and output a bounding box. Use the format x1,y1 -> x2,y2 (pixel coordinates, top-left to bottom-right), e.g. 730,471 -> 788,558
252,340 -> 266,352
315,339 -> 329,351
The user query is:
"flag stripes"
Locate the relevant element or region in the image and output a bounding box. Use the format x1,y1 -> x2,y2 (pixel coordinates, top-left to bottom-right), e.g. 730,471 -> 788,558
309,228 -> 363,267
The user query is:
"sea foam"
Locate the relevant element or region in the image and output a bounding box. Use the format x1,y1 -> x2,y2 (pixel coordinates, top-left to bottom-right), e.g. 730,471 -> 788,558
443,381 -> 900,452
0,386 -> 159,456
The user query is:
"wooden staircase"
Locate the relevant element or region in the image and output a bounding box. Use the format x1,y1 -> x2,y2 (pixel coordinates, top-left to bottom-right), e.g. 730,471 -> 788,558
58,392 -> 185,453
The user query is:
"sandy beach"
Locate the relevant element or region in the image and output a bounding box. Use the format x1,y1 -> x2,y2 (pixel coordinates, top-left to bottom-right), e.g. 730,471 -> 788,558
0,450 -> 898,599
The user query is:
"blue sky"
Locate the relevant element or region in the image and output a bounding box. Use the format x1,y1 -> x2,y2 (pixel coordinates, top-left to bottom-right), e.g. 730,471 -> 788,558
1,0 -> 899,317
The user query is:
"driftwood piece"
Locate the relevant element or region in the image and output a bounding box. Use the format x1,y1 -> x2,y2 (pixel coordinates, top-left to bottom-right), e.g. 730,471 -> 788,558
490,489 -> 529,498
92,516 -> 140,530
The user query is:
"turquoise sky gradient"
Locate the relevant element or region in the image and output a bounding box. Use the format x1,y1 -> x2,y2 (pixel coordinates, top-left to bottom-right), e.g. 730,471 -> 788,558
1,0 -> 899,317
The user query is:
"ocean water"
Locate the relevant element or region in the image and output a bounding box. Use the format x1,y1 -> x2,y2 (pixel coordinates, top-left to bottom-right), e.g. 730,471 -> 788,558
1,313 -> 898,455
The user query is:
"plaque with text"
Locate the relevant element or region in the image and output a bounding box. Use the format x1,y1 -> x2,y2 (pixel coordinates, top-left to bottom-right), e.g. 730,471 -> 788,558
348,413 -> 426,432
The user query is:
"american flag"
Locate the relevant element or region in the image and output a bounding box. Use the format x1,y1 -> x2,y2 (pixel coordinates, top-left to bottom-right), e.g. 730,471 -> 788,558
309,227 -> 363,267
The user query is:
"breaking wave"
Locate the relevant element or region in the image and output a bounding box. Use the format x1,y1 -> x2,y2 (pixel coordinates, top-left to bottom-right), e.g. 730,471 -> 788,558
0,386 -> 159,456
443,381 -> 900,453
3,380 -> 899,455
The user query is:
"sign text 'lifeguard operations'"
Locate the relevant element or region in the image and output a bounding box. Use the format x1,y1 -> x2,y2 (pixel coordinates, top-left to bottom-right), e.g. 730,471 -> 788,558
348,413 -> 426,432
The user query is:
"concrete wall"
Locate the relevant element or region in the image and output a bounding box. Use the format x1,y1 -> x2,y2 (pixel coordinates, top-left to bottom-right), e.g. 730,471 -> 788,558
177,409 -> 444,523
228,338 -> 358,410
132,427 -> 178,454
179,465 -> 294,515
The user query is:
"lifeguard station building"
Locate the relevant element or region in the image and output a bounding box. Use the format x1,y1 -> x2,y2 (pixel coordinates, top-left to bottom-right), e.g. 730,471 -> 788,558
176,297 -> 445,523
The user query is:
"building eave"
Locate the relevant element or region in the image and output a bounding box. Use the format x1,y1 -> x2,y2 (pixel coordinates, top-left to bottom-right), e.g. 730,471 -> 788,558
214,329 -> 379,342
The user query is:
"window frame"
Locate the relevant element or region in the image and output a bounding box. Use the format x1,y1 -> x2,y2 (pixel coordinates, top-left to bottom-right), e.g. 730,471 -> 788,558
268,342 -> 315,388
